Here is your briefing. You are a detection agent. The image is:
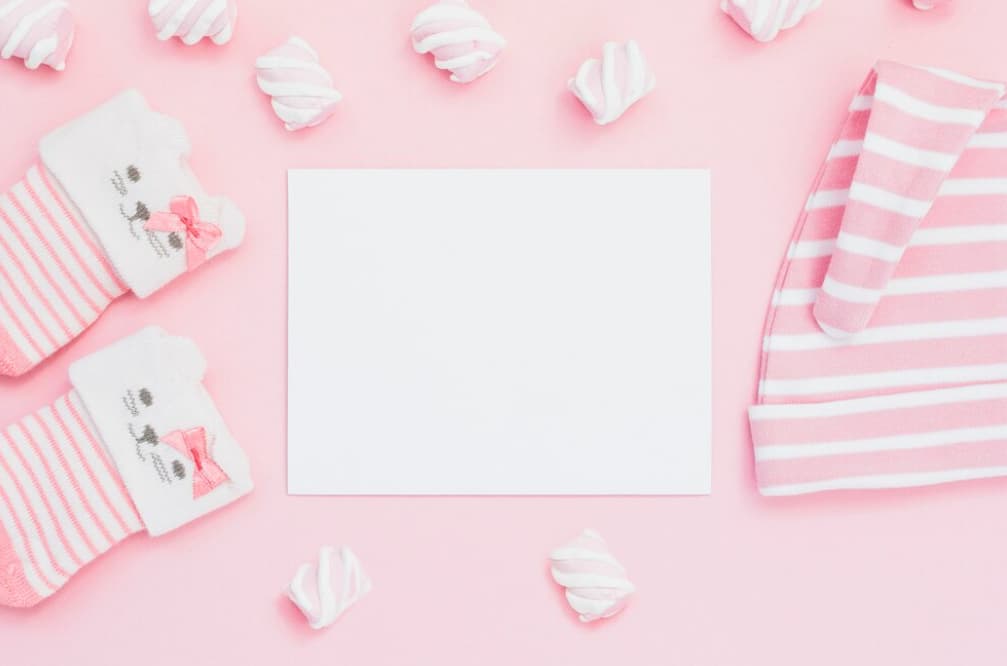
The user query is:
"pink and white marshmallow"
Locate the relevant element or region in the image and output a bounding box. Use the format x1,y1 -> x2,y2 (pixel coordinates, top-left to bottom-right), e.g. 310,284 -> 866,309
148,0 -> 238,46
721,0 -> 822,42
287,546 -> 372,630
0,0 -> 75,71
549,529 -> 635,623
410,0 -> 505,84
255,37 -> 342,132
568,40 -> 656,126
912,0 -> 949,8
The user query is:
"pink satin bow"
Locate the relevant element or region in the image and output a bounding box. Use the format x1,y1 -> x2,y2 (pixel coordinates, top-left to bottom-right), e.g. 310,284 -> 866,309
161,427 -> 230,499
144,196 -> 222,271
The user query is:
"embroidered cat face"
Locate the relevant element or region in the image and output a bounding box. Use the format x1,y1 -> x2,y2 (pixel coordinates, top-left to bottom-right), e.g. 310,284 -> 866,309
117,383 -> 205,488
39,90 -> 246,298
110,163 -> 186,260
68,326 -> 253,534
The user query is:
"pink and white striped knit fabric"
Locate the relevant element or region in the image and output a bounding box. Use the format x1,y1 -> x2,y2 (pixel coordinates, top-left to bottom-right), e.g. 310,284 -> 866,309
0,165 -> 127,377
0,391 -> 143,607
751,61 -> 1007,495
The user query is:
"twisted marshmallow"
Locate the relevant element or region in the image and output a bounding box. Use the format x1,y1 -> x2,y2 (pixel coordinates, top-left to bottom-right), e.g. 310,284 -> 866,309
549,529 -> 635,623
255,37 -> 342,132
411,0 -> 505,84
287,546 -> 372,630
720,0 -> 822,42
568,40 -> 656,126
148,0 -> 237,46
912,0 -> 949,8
0,0 -> 75,71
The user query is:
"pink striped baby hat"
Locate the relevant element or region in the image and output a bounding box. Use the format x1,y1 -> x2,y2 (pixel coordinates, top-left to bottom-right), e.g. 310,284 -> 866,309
751,61 -> 1007,495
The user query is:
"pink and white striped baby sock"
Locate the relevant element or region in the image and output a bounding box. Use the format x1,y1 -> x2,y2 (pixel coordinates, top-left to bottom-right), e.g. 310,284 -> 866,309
0,90 -> 245,377
0,327 -> 254,607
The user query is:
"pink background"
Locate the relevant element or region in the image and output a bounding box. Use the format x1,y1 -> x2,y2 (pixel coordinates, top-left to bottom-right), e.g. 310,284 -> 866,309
2,0 -> 1006,663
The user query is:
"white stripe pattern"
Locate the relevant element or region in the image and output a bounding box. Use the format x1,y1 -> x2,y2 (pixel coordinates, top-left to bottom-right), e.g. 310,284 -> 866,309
11,183 -> 105,309
0,166 -> 124,376
787,238 -> 835,259
777,270 -> 1007,308
765,316 -> 1007,351
0,480 -> 54,596
969,132 -> 1007,149
0,434 -> 79,575
772,288 -> 818,306
760,362 -> 1007,397
830,132 -> 1007,158
750,382 -> 1007,420
0,449 -> 67,587
862,132 -> 958,171
58,395 -> 143,532
821,275 -> 881,303
806,181 -> 1007,210
0,392 -> 141,605
20,416 -> 111,553
827,139 -> 863,159
0,274 -> 43,362
834,230 -> 905,261
921,66 -> 1006,93
848,94 -> 873,112
24,167 -> 121,298
38,408 -> 127,542
805,189 -> 849,210
939,178 -> 1007,196
0,197 -> 81,337
4,425 -> 91,563
847,182 -> 932,218
791,227 -> 1007,262
756,424 -> 1007,461
874,83 -> 987,126
0,235 -> 66,341
854,95 -> 1007,113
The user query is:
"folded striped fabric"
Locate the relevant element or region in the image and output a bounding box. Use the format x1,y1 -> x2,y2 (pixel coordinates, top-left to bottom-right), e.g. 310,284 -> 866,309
751,61 -> 1007,495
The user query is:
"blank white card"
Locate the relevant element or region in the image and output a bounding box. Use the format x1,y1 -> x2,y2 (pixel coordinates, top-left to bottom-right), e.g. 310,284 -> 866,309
288,170 -> 711,495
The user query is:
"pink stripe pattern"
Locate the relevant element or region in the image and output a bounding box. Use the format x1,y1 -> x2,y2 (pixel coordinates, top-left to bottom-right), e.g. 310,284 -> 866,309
0,165 -> 127,377
0,391 -> 142,608
752,62 -> 1007,495
813,63 -> 1004,338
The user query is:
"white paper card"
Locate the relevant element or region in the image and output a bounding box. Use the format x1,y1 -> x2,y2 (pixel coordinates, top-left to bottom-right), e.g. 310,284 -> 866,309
288,170 -> 711,495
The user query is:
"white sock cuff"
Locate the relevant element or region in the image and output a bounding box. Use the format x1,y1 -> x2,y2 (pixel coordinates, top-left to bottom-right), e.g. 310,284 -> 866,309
38,90 -> 245,298
69,326 -> 253,536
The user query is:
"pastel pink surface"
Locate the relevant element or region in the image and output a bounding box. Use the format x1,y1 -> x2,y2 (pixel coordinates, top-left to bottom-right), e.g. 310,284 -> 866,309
0,0 -> 1004,663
